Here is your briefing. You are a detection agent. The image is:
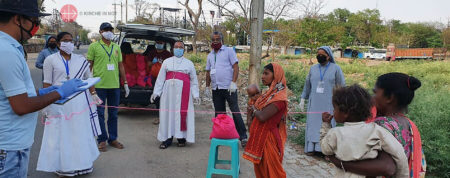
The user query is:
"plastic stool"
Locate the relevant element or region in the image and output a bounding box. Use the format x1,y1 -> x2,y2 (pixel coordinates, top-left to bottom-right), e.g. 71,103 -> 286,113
206,138 -> 240,178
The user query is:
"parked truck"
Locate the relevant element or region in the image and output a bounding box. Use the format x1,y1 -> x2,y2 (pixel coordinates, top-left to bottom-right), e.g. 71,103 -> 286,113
386,43 -> 447,61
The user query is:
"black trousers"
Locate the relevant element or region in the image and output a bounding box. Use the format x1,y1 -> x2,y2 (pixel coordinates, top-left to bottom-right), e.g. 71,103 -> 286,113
212,89 -> 248,140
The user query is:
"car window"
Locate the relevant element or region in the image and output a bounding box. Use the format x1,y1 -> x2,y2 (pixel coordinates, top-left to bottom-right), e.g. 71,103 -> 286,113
123,38 -> 172,54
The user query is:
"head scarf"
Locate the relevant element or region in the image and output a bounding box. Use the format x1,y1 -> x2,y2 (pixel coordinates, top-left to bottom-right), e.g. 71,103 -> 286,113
44,36 -> 57,49
318,46 -> 335,63
243,63 -> 288,164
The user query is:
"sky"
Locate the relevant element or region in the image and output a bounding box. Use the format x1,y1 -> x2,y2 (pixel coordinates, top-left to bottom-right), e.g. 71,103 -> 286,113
42,0 -> 450,32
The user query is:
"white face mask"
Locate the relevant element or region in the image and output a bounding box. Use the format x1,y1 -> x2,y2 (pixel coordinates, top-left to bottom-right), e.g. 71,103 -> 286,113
102,31 -> 114,41
60,42 -> 74,54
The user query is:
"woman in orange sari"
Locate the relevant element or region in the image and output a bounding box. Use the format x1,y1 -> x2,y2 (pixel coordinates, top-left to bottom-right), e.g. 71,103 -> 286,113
243,63 -> 288,178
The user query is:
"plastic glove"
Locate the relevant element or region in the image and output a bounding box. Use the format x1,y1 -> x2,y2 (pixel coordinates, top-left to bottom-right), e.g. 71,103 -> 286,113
38,86 -> 59,96
194,97 -> 201,105
299,98 -> 306,112
124,84 -> 130,98
92,94 -> 103,105
56,79 -> 88,99
150,94 -> 159,103
228,82 -> 238,93
204,87 -> 212,99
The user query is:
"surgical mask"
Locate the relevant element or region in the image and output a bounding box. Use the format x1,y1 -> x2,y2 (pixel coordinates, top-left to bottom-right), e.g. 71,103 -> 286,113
174,48 -> 184,58
211,42 -> 222,51
155,43 -> 164,50
102,31 -> 114,41
48,43 -> 57,49
60,42 -> 74,54
317,55 -> 327,64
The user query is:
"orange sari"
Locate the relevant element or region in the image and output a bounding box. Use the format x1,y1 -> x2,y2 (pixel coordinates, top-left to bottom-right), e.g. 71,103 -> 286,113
243,63 -> 288,178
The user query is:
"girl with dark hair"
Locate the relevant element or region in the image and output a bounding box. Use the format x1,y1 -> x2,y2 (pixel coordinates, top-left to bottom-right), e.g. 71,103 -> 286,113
328,73 -> 426,178
244,63 -> 288,178
320,84 -> 409,177
38,32 -> 102,177
372,73 -> 426,178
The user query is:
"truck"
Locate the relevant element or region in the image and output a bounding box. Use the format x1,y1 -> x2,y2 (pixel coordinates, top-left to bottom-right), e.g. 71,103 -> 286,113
116,24 -> 195,106
363,48 -> 387,59
386,43 -> 447,61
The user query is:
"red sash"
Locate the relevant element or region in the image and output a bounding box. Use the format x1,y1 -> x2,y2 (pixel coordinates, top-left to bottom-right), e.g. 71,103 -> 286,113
165,71 -> 190,131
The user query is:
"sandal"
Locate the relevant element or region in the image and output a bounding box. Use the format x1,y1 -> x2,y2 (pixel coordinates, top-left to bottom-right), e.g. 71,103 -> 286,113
98,142 -> 107,152
153,118 -> 160,125
109,140 -> 124,149
241,139 -> 248,148
159,141 -> 171,149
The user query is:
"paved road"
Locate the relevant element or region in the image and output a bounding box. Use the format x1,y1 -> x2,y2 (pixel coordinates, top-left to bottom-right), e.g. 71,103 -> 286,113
25,46 -> 255,178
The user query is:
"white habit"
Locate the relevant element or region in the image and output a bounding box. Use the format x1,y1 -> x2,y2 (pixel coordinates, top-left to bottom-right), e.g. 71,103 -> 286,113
37,52 -> 101,173
153,56 -> 199,143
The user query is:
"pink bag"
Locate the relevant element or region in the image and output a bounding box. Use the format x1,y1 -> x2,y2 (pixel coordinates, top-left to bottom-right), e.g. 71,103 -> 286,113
209,114 -> 240,139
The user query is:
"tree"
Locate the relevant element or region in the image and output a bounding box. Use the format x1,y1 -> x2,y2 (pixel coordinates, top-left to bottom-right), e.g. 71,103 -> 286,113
275,19 -> 301,54
299,0 -> 326,18
208,0 -> 252,35
179,0 -> 203,54
442,28 -> 450,49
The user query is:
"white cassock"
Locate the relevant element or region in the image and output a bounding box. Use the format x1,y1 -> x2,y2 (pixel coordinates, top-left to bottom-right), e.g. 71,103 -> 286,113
37,53 -> 100,173
153,56 -> 199,143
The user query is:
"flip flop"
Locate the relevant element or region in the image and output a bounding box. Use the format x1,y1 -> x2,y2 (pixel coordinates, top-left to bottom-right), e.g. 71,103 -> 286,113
98,142 -> 107,152
153,118 -> 160,125
109,140 -> 124,149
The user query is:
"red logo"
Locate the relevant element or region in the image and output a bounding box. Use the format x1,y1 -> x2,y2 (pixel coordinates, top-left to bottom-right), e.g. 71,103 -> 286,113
60,4 -> 78,23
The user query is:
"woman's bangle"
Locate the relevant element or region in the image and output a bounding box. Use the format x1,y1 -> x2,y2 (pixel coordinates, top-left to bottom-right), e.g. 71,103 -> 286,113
340,161 -> 346,172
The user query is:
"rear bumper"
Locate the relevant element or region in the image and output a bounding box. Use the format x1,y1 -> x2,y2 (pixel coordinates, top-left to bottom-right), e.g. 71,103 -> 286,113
120,86 -> 153,106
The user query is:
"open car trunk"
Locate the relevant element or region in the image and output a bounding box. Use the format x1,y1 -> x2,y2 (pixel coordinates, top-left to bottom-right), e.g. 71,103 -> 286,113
118,24 -> 195,106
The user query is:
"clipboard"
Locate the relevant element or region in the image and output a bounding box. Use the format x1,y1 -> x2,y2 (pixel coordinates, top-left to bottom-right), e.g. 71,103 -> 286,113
54,77 -> 101,105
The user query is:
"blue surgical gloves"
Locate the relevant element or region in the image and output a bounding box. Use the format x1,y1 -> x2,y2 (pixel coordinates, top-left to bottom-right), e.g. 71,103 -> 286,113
55,79 -> 88,99
38,86 -> 59,96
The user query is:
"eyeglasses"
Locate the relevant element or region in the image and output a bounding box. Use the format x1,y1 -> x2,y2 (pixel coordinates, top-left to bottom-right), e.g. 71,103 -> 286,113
23,16 -> 40,27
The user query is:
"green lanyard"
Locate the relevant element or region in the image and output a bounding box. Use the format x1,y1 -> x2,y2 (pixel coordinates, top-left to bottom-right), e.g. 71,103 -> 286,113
214,53 -> 217,69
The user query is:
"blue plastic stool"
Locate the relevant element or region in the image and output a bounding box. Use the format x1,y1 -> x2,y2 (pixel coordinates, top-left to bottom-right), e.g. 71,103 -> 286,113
206,138 -> 240,178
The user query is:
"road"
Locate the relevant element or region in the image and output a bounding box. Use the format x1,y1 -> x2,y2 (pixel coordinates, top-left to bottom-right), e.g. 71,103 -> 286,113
26,45 -> 255,178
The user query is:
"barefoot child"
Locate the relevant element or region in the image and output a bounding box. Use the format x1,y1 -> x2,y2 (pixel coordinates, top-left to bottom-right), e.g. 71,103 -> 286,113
246,84 -> 261,129
320,84 -> 409,178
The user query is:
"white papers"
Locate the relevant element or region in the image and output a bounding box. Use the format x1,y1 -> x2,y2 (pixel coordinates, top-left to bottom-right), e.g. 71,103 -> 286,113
54,77 -> 101,104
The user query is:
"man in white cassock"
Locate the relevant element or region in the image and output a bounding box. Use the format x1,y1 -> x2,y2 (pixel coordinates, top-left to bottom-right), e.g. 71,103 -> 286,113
151,41 -> 200,149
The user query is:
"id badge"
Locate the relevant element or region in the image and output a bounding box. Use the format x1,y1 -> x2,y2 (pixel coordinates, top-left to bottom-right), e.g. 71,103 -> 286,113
210,69 -> 217,75
316,81 -> 325,93
107,64 -> 115,71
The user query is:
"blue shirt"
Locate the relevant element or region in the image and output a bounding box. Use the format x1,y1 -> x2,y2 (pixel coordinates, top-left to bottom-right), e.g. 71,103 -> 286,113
205,45 -> 238,90
0,31 -> 38,150
35,47 -> 59,69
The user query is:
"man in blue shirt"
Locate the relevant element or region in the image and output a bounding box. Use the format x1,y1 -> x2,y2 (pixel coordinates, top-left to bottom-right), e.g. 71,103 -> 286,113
0,1 -> 87,177
205,31 -> 248,147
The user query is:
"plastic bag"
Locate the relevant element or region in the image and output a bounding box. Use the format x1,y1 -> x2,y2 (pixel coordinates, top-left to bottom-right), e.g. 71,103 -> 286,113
209,114 -> 240,139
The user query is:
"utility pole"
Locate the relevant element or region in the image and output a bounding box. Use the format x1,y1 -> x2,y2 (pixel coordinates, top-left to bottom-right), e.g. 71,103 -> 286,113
125,0 -> 128,23
113,1 -> 120,33
249,0 -> 264,85
120,1 -> 123,23
113,1 -> 120,24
